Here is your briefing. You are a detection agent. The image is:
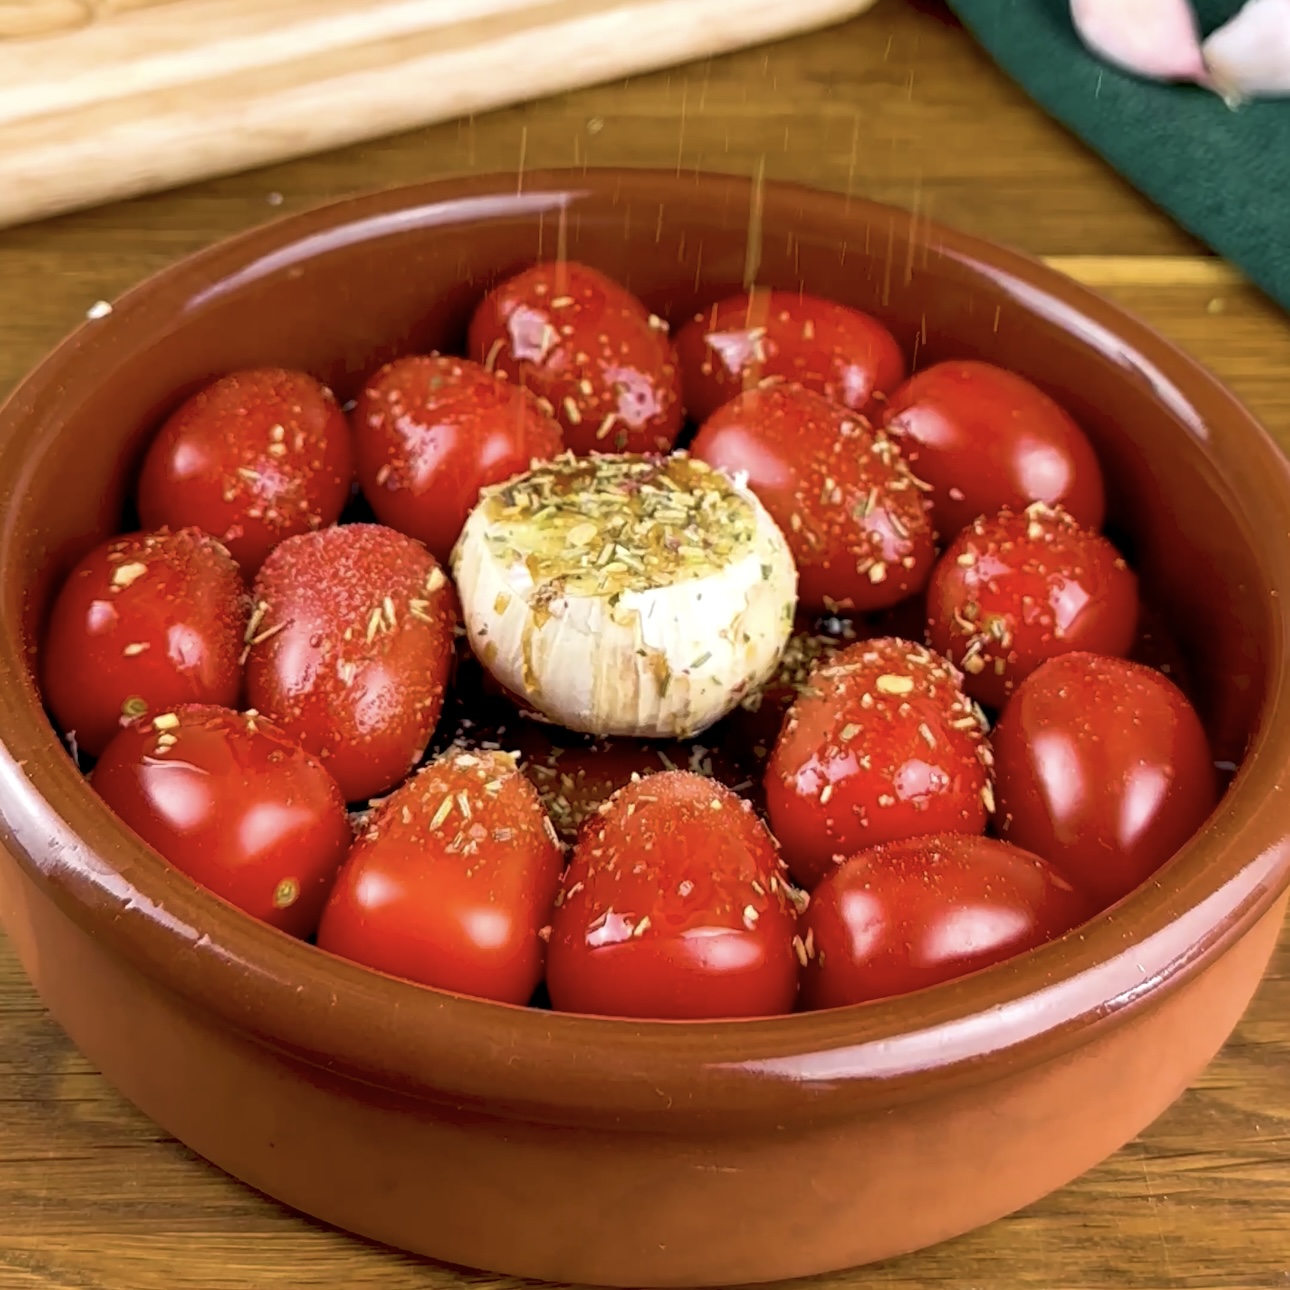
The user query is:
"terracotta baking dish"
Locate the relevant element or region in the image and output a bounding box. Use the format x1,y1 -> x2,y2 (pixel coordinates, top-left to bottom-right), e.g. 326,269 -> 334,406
1,169 -> 1288,1288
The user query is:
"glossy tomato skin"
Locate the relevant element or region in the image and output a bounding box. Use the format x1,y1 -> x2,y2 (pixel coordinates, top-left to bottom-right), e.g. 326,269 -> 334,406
467,260 -> 683,455
992,651 -> 1219,907
546,771 -> 800,1020
674,288 -> 907,423
317,749 -> 563,1003
692,384 -> 935,614
137,368 -> 355,575
799,833 -> 1092,1009
244,523 -> 458,803
882,360 -> 1106,540
765,637 -> 992,890
91,704 -> 351,938
927,502 -> 1139,711
41,528 -> 249,757
352,355 -> 564,565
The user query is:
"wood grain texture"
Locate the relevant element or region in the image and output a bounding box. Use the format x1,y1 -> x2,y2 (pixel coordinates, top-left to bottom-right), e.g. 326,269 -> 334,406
0,0 -> 878,226
2,0 -> 1290,1286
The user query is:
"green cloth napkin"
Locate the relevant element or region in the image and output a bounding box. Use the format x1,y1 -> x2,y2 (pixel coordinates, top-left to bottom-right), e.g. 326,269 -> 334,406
943,0 -> 1290,311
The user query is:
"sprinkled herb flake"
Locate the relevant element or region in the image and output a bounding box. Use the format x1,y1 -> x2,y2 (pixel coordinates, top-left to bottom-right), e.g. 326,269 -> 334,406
479,453 -> 760,598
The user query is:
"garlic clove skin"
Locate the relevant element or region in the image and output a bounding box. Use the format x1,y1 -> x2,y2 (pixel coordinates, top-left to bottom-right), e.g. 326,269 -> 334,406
1070,0 -> 1211,84
452,452 -> 798,740
1203,0 -> 1290,103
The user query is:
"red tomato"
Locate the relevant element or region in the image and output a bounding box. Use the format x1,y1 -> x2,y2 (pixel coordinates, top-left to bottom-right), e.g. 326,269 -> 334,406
692,384 -> 935,614
137,368 -> 355,575
317,748 -> 563,1003
881,360 -> 1106,540
799,833 -> 1091,1009
351,355 -> 564,565
675,288 -> 906,423
467,260 -> 683,455
244,523 -> 457,803
926,502 -> 1139,710
992,652 -> 1219,906
546,771 -> 800,1019
91,704 -> 351,938
41,528 -> 249,758
765,637 -> 992,890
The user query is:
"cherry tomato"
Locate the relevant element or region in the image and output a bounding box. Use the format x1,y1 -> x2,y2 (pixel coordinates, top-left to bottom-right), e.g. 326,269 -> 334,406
467,260 -> 683,455
881,360 -> 1106,540
692,384 -> 935,613
926,502 -> 1139,711
765,637 -> 992,890
799,833 -> 1091,1009
351,355 -> 564,565
317,748 -> 563,1003
92,704 -> 351,938
546,771 -> 800,1019
675,288 -> 906,424
137,368 -> 355,575
992,652 -> 1219,906
41,528 -> 249,758
244,523 -> 458,803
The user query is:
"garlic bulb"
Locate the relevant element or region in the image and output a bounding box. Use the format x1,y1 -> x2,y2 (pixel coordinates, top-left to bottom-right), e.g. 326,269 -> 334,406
1070,0 -> 1210,84
452,452 -> 797,739
1203,0 -> 1290,103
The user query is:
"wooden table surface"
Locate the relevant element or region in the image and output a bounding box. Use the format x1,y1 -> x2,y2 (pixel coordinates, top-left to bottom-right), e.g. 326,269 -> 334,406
3,1 -> 1290,1287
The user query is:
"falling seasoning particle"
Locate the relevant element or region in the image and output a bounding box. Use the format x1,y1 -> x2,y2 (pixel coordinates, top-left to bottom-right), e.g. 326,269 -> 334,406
86,300 -> 113,320
122,642 -> 149,657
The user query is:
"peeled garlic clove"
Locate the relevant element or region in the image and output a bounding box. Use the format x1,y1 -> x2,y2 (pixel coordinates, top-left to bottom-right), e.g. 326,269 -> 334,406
1070,0 -> 1210,83
1203,0 -> 1290,103
452,452 -> 798,740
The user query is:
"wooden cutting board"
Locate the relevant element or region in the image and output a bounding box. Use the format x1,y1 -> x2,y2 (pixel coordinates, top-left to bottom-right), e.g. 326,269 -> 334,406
0,0 -> 877,229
